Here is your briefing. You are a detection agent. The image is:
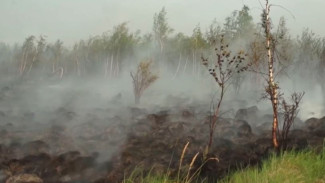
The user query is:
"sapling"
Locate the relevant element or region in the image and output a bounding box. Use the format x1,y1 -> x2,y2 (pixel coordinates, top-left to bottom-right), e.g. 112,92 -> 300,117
130,60 -> 158,105
201,35 -> 252,153
261,0 -> 304,149
261,0 -> 280,148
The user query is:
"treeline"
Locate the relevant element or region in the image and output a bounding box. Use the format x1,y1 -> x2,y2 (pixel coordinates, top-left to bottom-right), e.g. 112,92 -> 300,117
0,6 -> 324,86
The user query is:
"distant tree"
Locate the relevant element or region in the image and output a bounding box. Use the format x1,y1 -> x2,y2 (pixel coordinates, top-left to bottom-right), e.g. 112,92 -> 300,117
19,36 -> 36,76
165,33 -> 192,78
28,35 -> 46,74
191,24 -> 208,76
206,19 -> 222,46
191,24 -> 207,50
108,22 -> 140,77
223,5 -> 255,39
272,17 -> 295,77
153,7 -> 174,54
295,29 -> 322,79
236,5 -> 254,37
43,39 -> 65,79
316,38 -> 325,111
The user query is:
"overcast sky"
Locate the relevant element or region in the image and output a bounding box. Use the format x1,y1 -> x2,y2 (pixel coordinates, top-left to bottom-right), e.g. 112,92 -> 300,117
1,0 -> 324,46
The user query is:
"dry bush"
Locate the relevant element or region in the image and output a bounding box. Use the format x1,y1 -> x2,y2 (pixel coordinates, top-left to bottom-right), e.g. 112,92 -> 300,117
279,92 -> 305,149
5,174 -> 43,183
130,59 -> 158,105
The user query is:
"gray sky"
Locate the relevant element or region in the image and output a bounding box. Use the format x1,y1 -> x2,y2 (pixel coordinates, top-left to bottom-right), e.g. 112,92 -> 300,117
1,0 -> 324,46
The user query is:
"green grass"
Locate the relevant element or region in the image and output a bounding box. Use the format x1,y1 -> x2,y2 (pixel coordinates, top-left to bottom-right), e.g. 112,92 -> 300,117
122,166 -> 174,183
124,146 -> 325,183
220,146 -> 325,183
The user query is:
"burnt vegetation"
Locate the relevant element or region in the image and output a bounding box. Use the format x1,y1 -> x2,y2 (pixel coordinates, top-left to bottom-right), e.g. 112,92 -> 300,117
0,1 -> 325,183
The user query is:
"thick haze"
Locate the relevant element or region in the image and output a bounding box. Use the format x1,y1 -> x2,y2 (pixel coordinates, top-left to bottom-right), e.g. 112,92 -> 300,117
1,0 -> 325,46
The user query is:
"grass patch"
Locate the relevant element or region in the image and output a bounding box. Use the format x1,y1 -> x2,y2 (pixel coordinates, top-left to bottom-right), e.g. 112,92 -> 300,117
221,146 -> 325,183
124,146 -> 325,183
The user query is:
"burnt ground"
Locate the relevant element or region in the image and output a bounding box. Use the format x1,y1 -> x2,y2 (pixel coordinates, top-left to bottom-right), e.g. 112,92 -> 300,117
0,82 -> 324,183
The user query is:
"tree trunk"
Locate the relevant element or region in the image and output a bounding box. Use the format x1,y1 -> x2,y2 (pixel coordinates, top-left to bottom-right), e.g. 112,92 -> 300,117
183,57 -> 188,75
109,55 -> 113,78
207,85 -> 225,152
172,53 -> 182,80
265,0 -> 279,149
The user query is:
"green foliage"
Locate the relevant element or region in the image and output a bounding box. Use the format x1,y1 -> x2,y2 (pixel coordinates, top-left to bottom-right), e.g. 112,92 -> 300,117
224,5 -> 255,39
0,5 -> 324,83
206,19 -> 222,46
153,7 -> 174,43
109,22 -> 140,56
153,7 -> 174,53
122,167 -> 173,183
191,24 -> 208,50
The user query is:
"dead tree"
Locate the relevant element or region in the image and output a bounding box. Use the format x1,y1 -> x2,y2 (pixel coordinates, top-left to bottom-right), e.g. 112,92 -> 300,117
262,0 -> 280,148
201,35 -> 252,153
130,60 -> 158,105
261,0 -> 305,149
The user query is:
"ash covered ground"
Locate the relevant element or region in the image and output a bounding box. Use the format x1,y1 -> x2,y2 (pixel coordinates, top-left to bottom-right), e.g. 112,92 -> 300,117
0,75 -> 324,183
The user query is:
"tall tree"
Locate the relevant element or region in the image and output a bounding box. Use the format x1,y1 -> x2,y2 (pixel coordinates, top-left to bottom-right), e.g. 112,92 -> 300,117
206,19 -> 222,46
223,5 -> 255,39
109,22 -> 140,76
153,7 -> 174,54
191,24 -> 207,76
27,35 -> 46,75
261,0 -> 280,148
19,36 -> 36,76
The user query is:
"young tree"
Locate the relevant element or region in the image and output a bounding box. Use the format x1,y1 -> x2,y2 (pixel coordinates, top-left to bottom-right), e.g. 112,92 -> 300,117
201,35 -> 251,153
130,60 -> 158,105
261,0 -> 280,148
261,0 -> 304,149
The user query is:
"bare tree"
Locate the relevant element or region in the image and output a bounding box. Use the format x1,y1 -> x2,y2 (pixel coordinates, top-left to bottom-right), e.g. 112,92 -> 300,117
201,35 -> 251,153
260,0 -> 305,149
261,0 -> 280,148
279,92 -> 304,149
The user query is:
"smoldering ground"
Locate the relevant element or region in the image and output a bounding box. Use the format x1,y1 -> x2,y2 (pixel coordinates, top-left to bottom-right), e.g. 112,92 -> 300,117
0,60 -> 324,182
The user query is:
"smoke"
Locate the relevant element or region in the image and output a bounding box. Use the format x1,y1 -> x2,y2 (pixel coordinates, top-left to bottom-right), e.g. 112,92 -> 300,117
0,3 -> 324,173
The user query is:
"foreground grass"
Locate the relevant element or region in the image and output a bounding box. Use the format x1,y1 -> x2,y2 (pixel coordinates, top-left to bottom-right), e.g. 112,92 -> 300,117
124,146 -> 325,183
220,147 -> 325,183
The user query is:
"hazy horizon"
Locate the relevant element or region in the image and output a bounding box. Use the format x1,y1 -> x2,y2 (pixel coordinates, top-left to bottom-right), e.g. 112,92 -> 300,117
1,0 -> 325,46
